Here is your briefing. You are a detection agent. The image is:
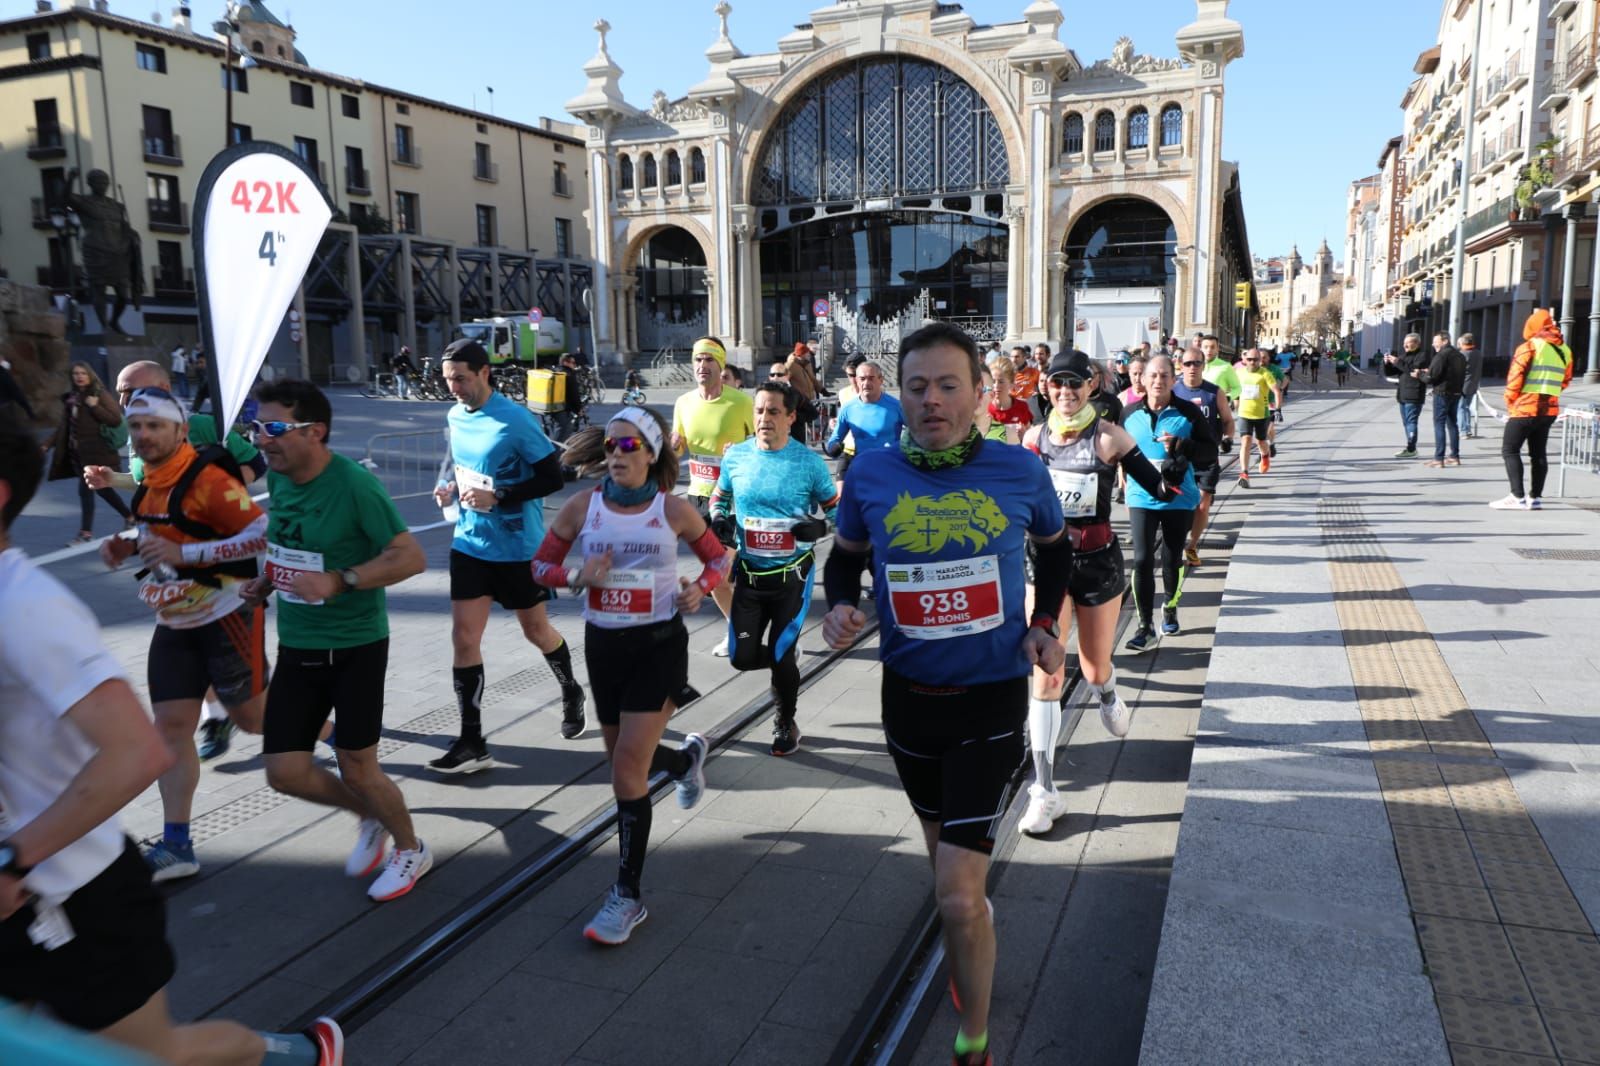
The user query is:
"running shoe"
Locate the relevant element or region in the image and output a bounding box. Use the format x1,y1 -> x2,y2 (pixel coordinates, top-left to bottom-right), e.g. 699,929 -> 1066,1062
304,1017 -> 345,1066
144,840 -> 199,883
1237,473 -> 1250,488
583,886 -> 648,945
1018,784 -> 1066,835
560,685 -> 587,740
427,735 -> 491,775
712,637 -> 731,657
197,718 -> 235,762
368,840 -> 432,902
1393,448 -> 1418,458
1258,455 -> 1270,474
1268,441 -> 1277,457
953,1045 -> 994,1066
675,733 -> 709,809
1125,624 -> 1160,653
1529,497 -> 1543,510
1489,494 -> 1530,511
1183,546 -> 1202,569
1100,694 -> 1132,738
770,715 -> 802,757
345,818 -> 389,878
1162,607 -> 1180,636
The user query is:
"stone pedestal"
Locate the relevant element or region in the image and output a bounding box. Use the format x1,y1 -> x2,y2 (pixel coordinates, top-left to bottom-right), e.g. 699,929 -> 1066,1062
0,279 -> 70,425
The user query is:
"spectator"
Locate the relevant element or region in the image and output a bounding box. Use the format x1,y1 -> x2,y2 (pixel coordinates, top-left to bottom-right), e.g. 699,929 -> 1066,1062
1458,333 -> 1484,438
392,345 -> 416,400
1424,331 -> 1466,468
1383,333 -> 1429,458
168,345 -> 189,399
48,362 -> 131,543
189,346 -> 209,414
1492,309 -> 1574,510
769,359 -> 819,444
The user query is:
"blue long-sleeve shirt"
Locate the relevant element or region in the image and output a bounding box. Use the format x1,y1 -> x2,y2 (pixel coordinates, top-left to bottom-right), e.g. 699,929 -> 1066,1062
825,394 -> 904,456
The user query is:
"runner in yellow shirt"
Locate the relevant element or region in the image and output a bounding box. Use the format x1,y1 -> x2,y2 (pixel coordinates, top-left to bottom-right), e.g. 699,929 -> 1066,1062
1233,348 -> 1283,487
671,336 -> 755,654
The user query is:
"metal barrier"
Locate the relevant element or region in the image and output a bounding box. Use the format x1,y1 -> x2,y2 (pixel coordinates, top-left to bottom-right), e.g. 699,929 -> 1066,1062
363,428 -> 450,500
1557,404 -> 1600,497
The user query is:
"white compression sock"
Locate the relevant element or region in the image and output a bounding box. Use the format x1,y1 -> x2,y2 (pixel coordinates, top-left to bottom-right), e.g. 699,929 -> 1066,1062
1028,696 -> 1061,789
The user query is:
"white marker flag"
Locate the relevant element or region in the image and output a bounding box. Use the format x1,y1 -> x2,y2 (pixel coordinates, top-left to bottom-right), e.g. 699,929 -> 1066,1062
192,142 -> 332,434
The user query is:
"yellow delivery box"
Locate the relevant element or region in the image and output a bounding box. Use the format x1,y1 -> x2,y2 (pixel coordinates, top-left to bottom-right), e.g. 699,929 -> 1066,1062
527,369 -> 566,413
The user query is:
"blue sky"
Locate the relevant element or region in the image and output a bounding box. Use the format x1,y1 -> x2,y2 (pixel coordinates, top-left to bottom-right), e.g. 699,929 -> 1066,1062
31,0 -> 1443,260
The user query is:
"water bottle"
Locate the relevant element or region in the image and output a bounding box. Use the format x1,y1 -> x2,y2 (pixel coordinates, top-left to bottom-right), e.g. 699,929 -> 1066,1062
138,524 -> 179,581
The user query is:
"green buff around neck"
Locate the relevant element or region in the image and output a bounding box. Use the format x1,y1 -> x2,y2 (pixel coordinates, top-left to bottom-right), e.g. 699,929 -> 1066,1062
1047,404 -> 1097,437
900,425 -> 982,470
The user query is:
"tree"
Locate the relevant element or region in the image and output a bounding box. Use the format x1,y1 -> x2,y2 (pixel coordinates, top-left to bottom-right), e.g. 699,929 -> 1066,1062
1293,289 -> 1344,349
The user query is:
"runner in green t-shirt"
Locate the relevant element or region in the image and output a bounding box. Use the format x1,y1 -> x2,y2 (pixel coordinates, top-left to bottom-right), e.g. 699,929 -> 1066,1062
1199,335 -> 1240,408
243,379 -> 435,903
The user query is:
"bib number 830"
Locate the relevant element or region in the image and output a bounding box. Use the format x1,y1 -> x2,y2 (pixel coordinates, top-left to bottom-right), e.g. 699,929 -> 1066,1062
918,590 -> 969,615
596,588 -> 633,610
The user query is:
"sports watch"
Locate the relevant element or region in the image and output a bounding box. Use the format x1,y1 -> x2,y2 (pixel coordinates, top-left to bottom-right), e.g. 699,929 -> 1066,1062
339,568 -> 360,593
1029,613 -> 1061,639
0,840 -> 31,878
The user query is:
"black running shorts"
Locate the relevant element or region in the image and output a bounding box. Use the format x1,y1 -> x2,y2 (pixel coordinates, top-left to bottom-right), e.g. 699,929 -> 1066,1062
881,669 -> 1027,854
1238,416 -> 1271,439
583,618 -> 689,725
146,603 -> 269,707
0,840 -> 175,1031
263,638 -> 389,753
449,548 -> 552,611
1193,462 -> 1223,494
1069,540 -> 1127,608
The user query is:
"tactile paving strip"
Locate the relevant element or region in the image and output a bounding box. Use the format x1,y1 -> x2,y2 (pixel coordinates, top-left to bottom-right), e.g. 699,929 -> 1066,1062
1320,501 -> 1600,1065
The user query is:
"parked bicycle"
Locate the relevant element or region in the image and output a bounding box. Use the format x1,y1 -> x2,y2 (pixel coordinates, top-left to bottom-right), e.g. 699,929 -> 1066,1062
361,372 -> 403,400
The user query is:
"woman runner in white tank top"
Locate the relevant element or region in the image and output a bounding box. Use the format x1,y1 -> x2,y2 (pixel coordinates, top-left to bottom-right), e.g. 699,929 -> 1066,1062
531,408 -> 730,946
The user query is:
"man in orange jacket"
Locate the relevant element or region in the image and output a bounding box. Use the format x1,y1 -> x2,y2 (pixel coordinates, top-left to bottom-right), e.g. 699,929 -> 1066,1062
1492,309 -> 1574,510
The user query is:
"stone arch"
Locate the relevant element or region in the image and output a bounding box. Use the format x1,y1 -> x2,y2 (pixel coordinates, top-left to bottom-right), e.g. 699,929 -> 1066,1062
1055,186 -> 1192,254
618,217 -> 717,286
735,35 -> 1026,205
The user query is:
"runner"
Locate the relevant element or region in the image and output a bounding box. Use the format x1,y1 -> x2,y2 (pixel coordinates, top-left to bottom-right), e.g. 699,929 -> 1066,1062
823,322 -> 1071,1066
1234,349 -> 1283,487
1172,346 -> 1235,568
1334,348 -> 1351,387
530,407 -> 725,944
824,358 -> 904,462
1121,355 -> 1218,652
243,379 -> 432,902
1018,350 -> 1175,834
1200,334 -> 1240,411
670,336 -> 754,656
1264,349 -> 1289,456
712,382 -> 839,755
0,412 -> 344,1065
1310,349 -> 1322,385
427,339 -> 584,773
95,388 -> 269,883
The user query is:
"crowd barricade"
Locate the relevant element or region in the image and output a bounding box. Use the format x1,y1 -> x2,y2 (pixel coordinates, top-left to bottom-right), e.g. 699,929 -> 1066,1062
1556,404 -> 1600,498
363,428 -> 450,501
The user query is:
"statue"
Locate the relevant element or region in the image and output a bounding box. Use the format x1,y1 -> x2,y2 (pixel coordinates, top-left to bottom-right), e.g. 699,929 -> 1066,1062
64,168 -> 143,335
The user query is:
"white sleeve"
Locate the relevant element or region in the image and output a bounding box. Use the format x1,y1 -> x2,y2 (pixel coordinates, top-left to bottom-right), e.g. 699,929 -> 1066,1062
0,578 -> 126,721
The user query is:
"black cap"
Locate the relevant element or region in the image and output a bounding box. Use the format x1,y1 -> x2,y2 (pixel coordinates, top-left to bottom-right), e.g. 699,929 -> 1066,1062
440,338 -> 489,369
1046,349 -> 1095,380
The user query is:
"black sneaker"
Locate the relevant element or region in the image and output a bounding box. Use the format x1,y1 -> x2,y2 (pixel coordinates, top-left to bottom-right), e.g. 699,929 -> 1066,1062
428,735 -> 491,774
1162,607 -> 1180,635
771,715 -> 802,757
560,685 -> 586,740
1125,624 -> 1160,653
197,718 -> 235,762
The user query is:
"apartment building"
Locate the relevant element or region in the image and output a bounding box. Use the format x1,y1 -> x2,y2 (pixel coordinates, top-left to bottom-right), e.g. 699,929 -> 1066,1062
1342,168 -> 1389,362
0,0 -> 589,370
1541,0 -> 1600,378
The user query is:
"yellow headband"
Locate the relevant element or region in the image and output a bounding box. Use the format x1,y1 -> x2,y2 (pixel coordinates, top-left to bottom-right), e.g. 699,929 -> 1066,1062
692,338 -> 727,368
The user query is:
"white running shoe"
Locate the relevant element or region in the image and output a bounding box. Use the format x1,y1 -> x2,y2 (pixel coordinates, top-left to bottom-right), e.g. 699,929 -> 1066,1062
675,733 -> 708,809
1100,694 -> 1132,738
583,886 -> 648,945
345,818 -> 389,878
1018,784 -> 1066,836
712,637 -> 731,657
368,839 -> 432,902
1488,494 -> 1530,510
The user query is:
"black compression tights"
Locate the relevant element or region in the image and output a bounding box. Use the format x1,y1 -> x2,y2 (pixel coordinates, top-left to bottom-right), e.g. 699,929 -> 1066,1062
1128,507 -> 1193,624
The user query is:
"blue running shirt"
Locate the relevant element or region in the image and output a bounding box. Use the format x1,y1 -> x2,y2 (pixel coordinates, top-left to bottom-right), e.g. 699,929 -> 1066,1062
446,391 -> 557,562
837,443 -> 1062,686
715,438 -> 839,568
1122,400 -> 1202,511
826,394 -> 905,454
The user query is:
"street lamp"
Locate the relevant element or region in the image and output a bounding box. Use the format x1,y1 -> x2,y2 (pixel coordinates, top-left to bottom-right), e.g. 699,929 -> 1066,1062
48,206 -> 81,333
216,3 -> 257,147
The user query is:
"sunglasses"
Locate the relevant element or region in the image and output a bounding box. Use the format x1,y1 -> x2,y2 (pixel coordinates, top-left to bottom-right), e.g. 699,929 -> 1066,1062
1181,361 -> 1204,368
1048,375 -> 1088,389
603,435 -> 646,454
248,419 -> 316,439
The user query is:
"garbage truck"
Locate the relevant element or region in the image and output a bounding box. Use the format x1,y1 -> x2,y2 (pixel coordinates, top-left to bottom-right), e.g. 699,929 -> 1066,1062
457,316 -> 566,365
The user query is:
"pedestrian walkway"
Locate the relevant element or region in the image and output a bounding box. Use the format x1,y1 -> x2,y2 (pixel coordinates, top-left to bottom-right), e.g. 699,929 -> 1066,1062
1142,383 -> 1600,1066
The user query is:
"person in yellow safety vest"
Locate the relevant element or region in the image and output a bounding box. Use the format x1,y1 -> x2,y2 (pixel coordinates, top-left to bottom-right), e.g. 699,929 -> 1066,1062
1491,308 -> 1574,511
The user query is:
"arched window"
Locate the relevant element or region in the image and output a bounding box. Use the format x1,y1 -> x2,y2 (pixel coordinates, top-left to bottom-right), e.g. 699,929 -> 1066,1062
250,40 -> 264,54
689,146 -> 706,184
642,152 -> 657,188
1094,111 -> 1115,153
618,154 -> 633,191
1063,113 -> 1084,155
1127,108 -> 1150,150
665,149 -> 682,186
1160,105 -> 1183,148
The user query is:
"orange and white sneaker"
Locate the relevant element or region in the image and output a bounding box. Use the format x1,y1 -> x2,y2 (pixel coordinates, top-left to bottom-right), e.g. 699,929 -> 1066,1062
345,818 -> 388,878
304,1016 -> 344,1065
368,839 -> 432,901
1258,454 -> 1271,474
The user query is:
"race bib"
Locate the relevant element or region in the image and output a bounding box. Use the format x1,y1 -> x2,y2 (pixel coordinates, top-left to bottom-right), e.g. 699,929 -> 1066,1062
687,454 -> 721,488
743,515 -> 797,557
455,466 -> 496,513
1240,383 -> 1262,400
587,567 -> 655,625
266,543 -> 325,605
885,556 -> 1003,640
1050,469 -> 1099,519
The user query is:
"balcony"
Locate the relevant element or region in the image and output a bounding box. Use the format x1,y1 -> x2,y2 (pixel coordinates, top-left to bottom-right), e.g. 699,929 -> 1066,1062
1502,53 -> 1527,95
473,158 -> 499,183
143,129 -> 181,165
393,143 -> 420,167
1498,127 -> 1525,165
150,266 -> 195,298
1567,37 -> 1596,90
346,167 -> 371,195
1542,60 -> 1571,111
1552,0 -> 1577,18
27,125 -> 66,160
1463,198 -> 1516,243
146,198 -> 189,233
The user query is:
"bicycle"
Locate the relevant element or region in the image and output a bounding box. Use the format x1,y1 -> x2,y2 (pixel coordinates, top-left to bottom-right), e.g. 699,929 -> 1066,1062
492,365 -> 526,402
570,364 -> 606,406
361,372 -> 402,399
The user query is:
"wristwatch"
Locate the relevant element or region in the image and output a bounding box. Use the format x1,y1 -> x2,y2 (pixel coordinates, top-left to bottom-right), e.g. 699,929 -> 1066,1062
0,840 -> 31,878
1029,613 -> 1061,639
339,568 -> 360,593
493,487 -> 508,502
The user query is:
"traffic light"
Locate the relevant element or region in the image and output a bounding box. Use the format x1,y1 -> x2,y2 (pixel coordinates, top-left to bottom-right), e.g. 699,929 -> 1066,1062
1234,281 -> 1251,309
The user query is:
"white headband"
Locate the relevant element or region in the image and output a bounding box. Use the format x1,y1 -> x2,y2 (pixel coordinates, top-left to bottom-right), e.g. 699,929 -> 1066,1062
124,388 -> 187,425
609,407 -> 664,456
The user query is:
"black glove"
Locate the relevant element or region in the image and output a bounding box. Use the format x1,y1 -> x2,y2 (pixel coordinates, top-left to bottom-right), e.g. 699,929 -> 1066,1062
1160,455 -> 1190,487
1219,437 -> 1233,454
791,517 -> 828,542
710,514 -> 739,548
